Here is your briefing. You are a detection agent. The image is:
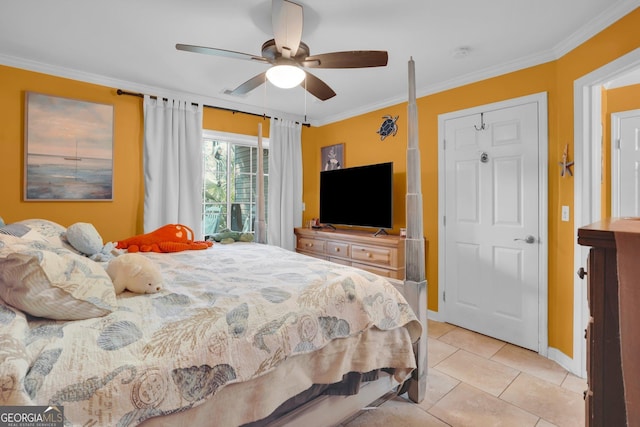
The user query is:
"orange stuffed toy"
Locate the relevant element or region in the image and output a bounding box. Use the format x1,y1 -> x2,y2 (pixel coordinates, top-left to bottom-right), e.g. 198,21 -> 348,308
116,224 -> 213,253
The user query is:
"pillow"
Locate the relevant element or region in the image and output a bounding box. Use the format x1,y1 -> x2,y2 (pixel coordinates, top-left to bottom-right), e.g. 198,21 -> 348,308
66,222 -> 104,256
0,223 -> 31,237
12,219 -> 80,253
0,236 -> 117,320
0,223 -> 47,242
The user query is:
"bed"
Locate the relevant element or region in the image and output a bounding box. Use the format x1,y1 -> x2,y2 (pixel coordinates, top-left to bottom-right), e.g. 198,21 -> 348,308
0,59 -> 427,427
0,218 -> 422,427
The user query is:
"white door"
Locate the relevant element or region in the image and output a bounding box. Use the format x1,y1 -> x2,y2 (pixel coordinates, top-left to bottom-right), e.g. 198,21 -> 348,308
443,101 -> 541,351
612,109 -> 640,217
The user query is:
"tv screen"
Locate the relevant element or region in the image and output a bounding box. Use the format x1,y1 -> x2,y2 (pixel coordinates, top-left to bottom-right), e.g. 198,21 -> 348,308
319,162 -> 393,230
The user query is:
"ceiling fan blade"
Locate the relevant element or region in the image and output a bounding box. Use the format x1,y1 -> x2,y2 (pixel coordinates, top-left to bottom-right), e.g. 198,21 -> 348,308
302,71 -> 336,101
176,43 -> 269,64
226,72 -> 268,96
272,0 -> 303,57
301,51 -> 388,69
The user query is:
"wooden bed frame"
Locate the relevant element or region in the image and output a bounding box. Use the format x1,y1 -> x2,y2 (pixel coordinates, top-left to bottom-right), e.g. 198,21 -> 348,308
254,58 -> 428,425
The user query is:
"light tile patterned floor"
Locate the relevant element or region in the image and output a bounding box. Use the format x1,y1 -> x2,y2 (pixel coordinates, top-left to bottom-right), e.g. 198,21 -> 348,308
342,320 -> 587,427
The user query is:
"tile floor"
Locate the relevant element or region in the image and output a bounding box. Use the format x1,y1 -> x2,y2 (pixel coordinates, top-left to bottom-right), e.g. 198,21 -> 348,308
342,320 -> 587,427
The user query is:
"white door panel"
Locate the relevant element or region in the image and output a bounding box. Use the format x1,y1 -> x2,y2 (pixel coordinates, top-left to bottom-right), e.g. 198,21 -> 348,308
455,160 -> 480,223
493,157 -> 522,225
444,101 -> 540,351
613,110 -> 640,217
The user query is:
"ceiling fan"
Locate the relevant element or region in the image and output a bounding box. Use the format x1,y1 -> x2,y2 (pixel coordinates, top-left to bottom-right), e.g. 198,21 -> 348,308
176,0 -> 388,101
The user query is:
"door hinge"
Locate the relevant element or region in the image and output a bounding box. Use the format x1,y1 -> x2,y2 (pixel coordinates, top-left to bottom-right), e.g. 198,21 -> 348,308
616,138 -> 621,149
443,216 -> 446,226
443,291 -> 446,302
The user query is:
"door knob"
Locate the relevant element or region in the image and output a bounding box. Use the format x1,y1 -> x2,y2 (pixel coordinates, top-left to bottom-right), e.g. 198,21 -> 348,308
577,267 -> 587,279
514,235 -> 535,244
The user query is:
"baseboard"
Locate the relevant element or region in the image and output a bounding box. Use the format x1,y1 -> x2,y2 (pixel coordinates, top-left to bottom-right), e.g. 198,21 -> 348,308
547,346 -> 584,378
427,309 -> 443,322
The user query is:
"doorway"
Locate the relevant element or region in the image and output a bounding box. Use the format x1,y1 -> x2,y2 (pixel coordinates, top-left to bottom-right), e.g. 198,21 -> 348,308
438,92 -> 549,354
573,47 -> 640,377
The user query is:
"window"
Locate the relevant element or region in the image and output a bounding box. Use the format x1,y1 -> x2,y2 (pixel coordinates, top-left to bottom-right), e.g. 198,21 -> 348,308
202,130 -> 269,237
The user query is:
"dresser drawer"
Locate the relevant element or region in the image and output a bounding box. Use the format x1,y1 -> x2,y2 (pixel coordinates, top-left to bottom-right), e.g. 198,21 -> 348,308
294,227 -> 408,281
352,262 -> 394,278
351,244 -> 393,266
328,257 -> 351,266
327,241 -> 350,258
297,237 -> 326,255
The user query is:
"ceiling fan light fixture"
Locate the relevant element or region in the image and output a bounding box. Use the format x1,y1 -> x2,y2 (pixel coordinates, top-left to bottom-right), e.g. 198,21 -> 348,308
266,64 -> 305,89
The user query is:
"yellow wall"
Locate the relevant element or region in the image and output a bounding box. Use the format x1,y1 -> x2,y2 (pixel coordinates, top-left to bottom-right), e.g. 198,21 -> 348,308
1,8 -> 639,358
0,65 -> 144,242
0,65 -> 269,242
303,8 -> 640,357
607,83 -> 640,112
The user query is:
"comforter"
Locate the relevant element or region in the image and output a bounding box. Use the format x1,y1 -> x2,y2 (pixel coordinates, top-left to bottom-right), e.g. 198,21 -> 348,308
0,243 -> 421,426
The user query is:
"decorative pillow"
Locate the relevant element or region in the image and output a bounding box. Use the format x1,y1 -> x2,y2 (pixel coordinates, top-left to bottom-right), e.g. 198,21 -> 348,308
0,223 -> 47,242
12,219 -> 80,254
0,236 -> 117,320
66,222 -> 104,256
0,223 -> 31,237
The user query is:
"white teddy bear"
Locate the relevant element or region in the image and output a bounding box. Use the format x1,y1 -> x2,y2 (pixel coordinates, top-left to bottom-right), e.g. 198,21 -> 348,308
106,253 -> 163,294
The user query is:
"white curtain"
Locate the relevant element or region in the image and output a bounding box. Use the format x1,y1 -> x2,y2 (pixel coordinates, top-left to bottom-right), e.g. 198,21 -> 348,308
143,95 -> 203,236
268,118 -> 303,250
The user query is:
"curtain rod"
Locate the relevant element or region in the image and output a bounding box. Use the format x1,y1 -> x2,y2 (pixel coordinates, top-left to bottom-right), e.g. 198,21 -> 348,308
116,89 -> 310,127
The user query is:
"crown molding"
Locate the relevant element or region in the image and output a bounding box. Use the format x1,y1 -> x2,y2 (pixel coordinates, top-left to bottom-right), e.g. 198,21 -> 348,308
313,50 -> 556,127
0,54 -> 306,124
552,0 -> 640,58
314,1 -> 640,126
2,1 -> 638,128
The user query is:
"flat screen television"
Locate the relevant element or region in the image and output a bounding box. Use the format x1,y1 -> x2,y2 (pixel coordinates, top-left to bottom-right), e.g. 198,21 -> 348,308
319,162 -> 393,231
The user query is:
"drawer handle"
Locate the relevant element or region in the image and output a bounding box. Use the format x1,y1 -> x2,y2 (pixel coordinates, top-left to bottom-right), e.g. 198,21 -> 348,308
359,248 -> 372,258
334,248 -> 340,252
306,243 -> 313,247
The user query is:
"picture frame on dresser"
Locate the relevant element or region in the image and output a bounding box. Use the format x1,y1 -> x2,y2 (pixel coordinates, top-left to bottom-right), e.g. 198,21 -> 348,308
24,92 -> 114,201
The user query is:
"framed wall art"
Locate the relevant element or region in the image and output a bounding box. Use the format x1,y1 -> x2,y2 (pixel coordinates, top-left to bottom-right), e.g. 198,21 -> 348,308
320,143 -> 344,171
24,92 -> 114,201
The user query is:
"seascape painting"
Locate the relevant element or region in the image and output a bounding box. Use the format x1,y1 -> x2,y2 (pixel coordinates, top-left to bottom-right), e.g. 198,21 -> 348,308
25,92 -> 114,201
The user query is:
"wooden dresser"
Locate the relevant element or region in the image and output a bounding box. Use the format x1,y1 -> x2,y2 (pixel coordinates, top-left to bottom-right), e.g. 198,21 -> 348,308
294,227 -> 405,280
577,219 -> 626,427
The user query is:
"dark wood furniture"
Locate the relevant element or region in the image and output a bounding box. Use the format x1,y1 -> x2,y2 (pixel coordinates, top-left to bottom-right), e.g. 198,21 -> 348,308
294,227 -> 405,280
577,219 -> 627,427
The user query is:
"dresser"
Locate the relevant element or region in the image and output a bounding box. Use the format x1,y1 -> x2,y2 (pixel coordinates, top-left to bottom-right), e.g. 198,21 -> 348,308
577,219 -> 627,427
294,227 -> 405,280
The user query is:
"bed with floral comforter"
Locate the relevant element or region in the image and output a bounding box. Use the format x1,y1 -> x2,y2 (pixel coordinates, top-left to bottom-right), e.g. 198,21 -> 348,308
0,220 -> 420,426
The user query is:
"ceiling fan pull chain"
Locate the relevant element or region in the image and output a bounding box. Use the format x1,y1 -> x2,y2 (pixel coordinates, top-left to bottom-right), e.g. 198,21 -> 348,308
304,76 -> 308,123
263,77 -> 267,119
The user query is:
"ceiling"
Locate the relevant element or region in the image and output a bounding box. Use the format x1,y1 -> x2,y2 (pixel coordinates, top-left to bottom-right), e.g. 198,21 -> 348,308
0,0 -> 638,126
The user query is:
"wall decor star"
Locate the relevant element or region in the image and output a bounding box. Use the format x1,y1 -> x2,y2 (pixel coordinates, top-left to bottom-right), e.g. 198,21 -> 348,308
559,144 -> 574,177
